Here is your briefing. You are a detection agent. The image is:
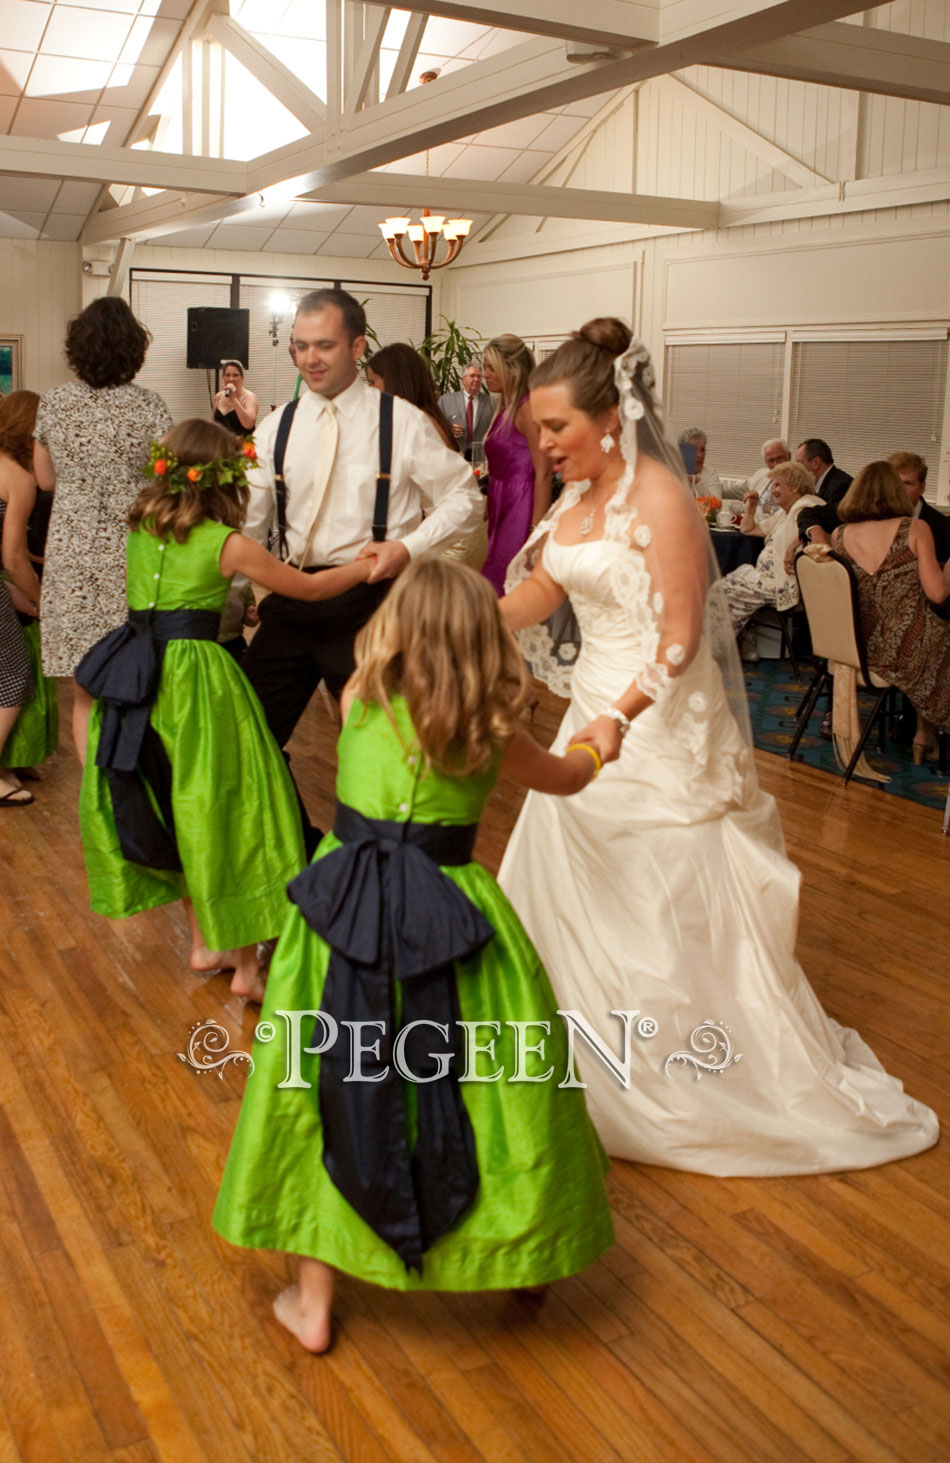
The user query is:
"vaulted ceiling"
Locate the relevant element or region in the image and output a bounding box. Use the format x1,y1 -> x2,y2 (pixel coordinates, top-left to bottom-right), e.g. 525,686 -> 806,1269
1,0 -> 949,261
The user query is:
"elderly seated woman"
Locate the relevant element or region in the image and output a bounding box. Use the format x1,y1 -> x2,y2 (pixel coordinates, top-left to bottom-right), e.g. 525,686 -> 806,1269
721,460 -> 823,656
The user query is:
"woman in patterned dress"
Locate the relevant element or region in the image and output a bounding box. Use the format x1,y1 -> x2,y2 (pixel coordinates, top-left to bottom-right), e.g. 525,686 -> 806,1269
831,460 -> 950,761
33,297 -> 171,759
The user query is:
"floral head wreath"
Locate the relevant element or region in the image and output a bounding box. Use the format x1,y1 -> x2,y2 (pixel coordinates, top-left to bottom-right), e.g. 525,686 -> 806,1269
143,437 -> 257,494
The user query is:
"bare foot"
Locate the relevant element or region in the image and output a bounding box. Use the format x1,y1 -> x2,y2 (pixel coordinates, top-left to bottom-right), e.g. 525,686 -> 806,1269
189,945 -> 238,974
229,965 -> 266,1003
273,1284 -> 333,1354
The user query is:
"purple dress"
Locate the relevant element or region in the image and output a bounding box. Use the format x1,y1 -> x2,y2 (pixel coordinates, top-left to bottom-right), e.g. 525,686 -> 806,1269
481,401 -> 534,595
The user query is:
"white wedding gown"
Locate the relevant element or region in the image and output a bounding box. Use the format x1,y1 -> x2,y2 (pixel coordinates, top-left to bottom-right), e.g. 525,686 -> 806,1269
499,535 -> 939,1174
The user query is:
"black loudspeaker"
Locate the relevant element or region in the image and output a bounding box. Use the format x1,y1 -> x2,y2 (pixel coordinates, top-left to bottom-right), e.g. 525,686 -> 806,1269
186,307 -> 250,369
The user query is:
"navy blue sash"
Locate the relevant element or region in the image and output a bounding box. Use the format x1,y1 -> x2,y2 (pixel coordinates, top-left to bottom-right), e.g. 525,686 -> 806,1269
287,802 -> 493,1272
76,608 -> 220,871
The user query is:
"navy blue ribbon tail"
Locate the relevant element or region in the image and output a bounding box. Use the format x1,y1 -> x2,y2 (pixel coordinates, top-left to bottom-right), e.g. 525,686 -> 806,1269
75,607 -> 220,871
287,803 -> 494,1273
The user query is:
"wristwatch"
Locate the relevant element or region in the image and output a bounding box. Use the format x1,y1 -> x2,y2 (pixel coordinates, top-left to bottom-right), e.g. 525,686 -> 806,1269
604,706 -> 631,737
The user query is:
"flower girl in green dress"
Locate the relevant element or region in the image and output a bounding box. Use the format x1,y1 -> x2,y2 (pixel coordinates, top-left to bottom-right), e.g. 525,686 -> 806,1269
214,557 -> 615,1353
77,419 -> 373,1000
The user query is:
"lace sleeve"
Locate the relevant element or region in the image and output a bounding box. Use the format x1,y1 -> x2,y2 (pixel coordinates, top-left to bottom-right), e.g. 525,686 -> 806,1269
605,472 -> 708,706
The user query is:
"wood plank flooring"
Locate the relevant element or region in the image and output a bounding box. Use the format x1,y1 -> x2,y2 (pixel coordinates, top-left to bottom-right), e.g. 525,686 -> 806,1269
0,681 -> 948,1463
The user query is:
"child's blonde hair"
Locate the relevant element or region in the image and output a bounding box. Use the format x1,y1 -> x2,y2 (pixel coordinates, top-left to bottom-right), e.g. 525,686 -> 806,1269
129,418 -> 249,543
351,557 -> 528,776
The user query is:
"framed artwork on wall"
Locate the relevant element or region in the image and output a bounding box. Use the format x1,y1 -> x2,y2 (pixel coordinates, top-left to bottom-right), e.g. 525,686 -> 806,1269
0,337 -> 22,395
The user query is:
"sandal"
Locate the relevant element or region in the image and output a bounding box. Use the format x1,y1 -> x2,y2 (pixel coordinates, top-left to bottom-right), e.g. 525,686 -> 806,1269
0,786 -> 35,808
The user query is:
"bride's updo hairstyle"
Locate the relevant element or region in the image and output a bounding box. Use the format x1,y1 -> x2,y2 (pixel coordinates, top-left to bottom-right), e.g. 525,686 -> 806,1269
529,317 -> 633,418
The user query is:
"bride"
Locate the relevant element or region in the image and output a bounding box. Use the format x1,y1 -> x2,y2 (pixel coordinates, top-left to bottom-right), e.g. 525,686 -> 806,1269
498,319 -> 938,1175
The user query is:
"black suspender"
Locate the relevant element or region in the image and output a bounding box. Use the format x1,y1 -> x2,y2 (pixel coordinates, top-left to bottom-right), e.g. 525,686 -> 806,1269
373,392 -> 393,543
271,391 -> 393,560
272,397 -> 300,562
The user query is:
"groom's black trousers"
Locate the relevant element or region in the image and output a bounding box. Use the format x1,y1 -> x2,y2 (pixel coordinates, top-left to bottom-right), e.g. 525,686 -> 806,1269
242,575 -> 391,854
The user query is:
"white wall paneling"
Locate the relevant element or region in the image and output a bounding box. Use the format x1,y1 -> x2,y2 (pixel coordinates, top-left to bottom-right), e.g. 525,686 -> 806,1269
0,241 -> 81,393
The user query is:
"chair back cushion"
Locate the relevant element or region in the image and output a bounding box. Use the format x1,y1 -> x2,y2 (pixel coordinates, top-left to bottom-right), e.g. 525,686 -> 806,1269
794,552 -> 865,673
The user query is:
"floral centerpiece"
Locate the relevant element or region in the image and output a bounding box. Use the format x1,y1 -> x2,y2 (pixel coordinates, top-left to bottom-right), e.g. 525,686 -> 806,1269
695,494 -> 722,524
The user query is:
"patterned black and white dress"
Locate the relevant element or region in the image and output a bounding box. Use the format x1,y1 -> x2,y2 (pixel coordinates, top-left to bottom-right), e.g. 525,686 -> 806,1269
0,497 -> 32,708
35,381 -> 171,677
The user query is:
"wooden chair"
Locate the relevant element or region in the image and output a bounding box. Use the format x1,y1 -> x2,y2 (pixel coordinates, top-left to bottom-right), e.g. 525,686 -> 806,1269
788,550 -> 893,784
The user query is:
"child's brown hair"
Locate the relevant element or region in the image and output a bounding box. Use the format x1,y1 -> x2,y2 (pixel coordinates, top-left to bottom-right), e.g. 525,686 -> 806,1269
350,557 -> 528,776
129,418 -> 250,542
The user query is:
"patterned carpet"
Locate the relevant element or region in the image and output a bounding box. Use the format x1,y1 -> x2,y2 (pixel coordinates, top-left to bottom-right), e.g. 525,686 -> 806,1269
743,657 -> 950,814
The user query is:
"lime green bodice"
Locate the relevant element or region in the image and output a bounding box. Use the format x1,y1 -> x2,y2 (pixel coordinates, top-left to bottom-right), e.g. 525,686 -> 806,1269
126,520 -> 234,612
336,697 -> 499,827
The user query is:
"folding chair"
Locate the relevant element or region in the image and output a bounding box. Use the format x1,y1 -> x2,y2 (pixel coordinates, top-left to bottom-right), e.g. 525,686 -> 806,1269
788,550 -> 893,784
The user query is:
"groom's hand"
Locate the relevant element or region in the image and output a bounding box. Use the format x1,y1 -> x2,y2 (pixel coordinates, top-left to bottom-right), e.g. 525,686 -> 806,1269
357,539 -> 410,582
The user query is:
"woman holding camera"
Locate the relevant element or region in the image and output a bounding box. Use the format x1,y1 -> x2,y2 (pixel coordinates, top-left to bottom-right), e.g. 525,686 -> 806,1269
213,360 -> 258,437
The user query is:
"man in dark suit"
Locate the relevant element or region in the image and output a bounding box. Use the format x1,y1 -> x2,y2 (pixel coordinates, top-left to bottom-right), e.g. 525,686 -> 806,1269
439,362 -> 494,461
888,451 -> 950,565
794,439 -> 852,545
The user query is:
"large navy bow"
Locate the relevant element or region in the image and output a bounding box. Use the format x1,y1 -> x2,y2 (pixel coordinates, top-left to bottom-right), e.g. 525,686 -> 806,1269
76,608 -> 220,870
288,804 -> 494,1273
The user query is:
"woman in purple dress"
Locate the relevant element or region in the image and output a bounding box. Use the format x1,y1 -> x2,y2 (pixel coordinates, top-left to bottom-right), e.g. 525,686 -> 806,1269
481,335 -> 552,594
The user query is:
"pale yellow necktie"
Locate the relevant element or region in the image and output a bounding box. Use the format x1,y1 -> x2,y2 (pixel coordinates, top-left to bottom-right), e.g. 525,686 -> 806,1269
299,396 -> 339,565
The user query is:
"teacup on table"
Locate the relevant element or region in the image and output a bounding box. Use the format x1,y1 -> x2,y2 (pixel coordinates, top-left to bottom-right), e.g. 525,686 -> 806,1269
716,509 -> 735,528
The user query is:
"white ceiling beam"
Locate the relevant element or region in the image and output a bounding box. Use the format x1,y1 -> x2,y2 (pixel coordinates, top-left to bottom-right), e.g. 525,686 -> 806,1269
82,187 -> 257,246
385,13 -> 427,99
347,7 -> 392,114
0,135 -> 246,193
248,0 -> 868,197
711,22 -> 950,106
388,1 -> 659,48
206,13 -> 327,132
106,238 -> 135,298
301,169 -> 719,228
477,84 -> 639,241
720,165 -> 950,226
83,0 -> 868,243
661,73 -> 831,186
658,0 -> 858,47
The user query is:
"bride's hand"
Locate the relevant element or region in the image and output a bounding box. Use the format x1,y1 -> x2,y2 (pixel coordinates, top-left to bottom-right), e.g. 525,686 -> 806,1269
570,715 -> 623,764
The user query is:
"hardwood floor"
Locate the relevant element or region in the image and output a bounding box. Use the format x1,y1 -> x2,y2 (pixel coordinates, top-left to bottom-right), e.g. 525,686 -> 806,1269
1,682 -> 948,1463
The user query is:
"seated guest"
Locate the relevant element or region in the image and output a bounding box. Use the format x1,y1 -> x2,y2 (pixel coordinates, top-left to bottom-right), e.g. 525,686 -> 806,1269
722,460 -> 822,659
795,438 -> 852,545
831,462 -> 950,764
439,362 -> 493,461
678,427 -> 727,498
745,438 -> 790,515
887,451 -> 950,565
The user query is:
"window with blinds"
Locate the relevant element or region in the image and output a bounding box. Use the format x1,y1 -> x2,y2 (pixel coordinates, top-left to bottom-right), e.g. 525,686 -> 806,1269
357,284 -> 429,348
664,340 -> 785,479
131,271 -> 231,421
789,337 -> 949,491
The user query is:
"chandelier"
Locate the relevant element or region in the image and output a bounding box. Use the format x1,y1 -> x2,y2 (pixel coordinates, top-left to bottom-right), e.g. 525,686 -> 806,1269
378,70 -> 472,281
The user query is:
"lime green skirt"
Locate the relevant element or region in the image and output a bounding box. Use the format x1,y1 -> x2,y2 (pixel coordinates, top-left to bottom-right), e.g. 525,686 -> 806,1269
214,838 -> 614,1290
1,620 -> 58,768
79,639 -> 306,951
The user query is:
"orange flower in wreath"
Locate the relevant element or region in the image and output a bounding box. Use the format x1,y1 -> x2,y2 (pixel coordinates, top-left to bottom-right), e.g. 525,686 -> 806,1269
187,467 -> 201,482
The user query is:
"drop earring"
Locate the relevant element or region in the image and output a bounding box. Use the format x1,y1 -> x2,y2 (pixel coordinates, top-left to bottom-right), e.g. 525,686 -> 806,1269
600,432 -> 614,455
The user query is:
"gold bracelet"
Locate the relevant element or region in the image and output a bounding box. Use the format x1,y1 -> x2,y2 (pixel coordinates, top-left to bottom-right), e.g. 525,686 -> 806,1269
567,742 -> 602,777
